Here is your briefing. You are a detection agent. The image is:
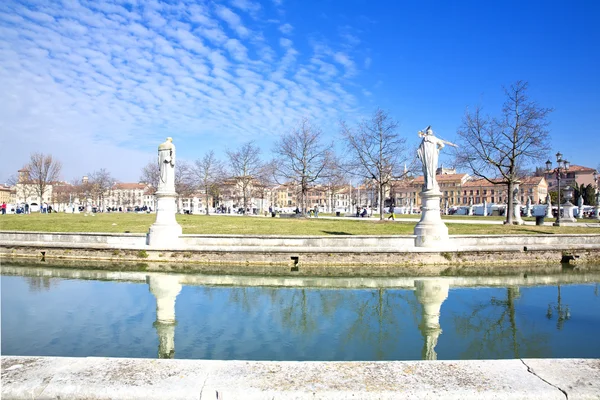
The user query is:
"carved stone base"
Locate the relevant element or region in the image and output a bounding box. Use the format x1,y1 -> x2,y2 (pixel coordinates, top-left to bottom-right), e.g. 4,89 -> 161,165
414,190 -> 449,248
561,202 -> 577,223
148,192 -> 182,247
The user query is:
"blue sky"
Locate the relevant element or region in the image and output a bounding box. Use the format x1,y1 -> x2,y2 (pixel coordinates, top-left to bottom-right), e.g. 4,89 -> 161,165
1,0 -> 598,183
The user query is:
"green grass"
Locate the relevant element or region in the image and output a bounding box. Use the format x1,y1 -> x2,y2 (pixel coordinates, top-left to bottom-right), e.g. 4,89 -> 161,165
0,213 -> 599,235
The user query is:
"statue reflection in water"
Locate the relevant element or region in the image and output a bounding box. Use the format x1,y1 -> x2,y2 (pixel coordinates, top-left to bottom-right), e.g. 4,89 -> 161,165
414,279 -> 449,360
147,275 -> 182,359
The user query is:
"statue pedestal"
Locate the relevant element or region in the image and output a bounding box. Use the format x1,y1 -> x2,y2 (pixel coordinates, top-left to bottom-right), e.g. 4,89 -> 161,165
561,202 -> 577,223
595,206 -> 600,221
148,191 -> 182,247
414,190 -> 449,248
512,200 -> 524,225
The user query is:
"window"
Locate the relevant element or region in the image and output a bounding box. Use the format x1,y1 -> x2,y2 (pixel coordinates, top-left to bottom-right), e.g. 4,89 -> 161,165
483,190 -> 487,195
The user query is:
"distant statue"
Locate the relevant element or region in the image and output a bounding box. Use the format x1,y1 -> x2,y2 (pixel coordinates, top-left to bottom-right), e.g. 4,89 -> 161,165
596,190 -> 600,205
417,126 -> 456,192
512,186 -> 519,203
546,194 -> 553,218
158,137 -> 176,192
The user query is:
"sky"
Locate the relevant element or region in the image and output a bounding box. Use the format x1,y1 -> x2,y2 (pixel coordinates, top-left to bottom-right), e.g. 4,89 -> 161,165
1,0 -> 599,184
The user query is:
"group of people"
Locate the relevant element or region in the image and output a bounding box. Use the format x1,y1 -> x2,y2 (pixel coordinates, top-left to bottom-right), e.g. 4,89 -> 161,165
1,202 -> 33,214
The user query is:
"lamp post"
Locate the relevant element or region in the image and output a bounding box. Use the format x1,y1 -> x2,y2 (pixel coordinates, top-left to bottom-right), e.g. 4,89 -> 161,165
594,171 -> 600,220
545,152 -> 570,227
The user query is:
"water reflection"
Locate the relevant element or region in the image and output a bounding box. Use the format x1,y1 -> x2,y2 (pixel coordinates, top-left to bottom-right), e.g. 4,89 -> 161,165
147,275 -> 181,359
2,265 -> 600,361
415,280 -> 448,360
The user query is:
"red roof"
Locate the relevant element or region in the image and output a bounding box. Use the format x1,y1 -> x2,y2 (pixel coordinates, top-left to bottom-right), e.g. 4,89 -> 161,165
413,174 -> 468,183
114,183 -> 147,190
564,165 -> 596,173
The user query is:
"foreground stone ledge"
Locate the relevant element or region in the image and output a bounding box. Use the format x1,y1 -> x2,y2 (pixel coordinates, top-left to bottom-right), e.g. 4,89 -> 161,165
2,356 -> 599,399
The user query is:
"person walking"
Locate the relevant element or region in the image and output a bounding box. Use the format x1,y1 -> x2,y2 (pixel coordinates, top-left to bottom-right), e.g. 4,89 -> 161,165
1,202 -> 6,215
388,204 -> 395,220
314,205 -> 319,218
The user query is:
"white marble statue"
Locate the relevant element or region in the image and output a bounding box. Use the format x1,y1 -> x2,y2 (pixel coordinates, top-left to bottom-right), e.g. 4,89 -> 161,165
526,197 -> 532,217
546,194 -> 553,218
158,137 -> 176,192
578,195 -> 584,218
417,126 -> 455,192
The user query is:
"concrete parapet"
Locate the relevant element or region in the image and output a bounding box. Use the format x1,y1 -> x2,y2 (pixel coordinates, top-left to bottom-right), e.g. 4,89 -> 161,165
2,356 -> 599,399
1,231 -> 600,270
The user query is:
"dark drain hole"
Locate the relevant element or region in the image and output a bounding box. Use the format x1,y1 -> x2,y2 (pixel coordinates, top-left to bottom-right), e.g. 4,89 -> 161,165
291,256 -> 299,272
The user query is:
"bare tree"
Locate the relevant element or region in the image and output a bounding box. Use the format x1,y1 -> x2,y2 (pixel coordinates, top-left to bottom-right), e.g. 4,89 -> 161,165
227,141 -> 263,214
273,118 -> 332,214
87,168 -> 115,211
140,159 -> 193,211
175,161 -> 194,212
340,108 -> 410,220
320,155 -> 347,213
24,153 -> 62,203
191,151 -> 225,215
454,81 -> 552,224
139,160 -> 159,195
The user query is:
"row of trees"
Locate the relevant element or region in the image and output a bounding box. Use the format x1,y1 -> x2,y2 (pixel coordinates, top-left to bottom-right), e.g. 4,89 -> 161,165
11,81 -> 595,223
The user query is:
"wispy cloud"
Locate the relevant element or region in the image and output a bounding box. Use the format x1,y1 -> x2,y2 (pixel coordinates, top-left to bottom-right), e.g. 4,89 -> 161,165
0,0 -> 367,181
278,23 -> 293,35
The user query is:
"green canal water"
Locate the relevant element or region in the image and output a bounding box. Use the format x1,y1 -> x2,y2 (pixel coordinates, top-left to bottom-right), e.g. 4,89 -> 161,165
2,264 -> 599,361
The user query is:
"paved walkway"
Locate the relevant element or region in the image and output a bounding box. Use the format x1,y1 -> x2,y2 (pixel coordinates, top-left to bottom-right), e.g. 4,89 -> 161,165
3,356 -> 599,399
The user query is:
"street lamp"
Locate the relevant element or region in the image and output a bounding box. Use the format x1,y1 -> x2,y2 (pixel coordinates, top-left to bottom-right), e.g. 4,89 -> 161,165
594,170 -> 600,220
545,152 -> 570,226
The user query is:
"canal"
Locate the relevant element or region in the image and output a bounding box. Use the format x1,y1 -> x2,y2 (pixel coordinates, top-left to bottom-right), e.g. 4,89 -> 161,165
2,264 -> 599,361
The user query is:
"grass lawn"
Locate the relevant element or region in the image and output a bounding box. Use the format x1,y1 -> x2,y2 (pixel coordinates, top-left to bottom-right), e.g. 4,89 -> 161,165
1,213 -> 599,235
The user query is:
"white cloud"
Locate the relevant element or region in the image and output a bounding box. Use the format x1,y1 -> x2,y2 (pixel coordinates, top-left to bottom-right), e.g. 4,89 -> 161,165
0,0 -> 366,183
214,5 -> 250,38
278,23 -> 293,35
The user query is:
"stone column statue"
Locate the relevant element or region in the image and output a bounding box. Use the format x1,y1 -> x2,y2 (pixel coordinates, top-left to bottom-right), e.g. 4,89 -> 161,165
525,197 -> 532,217
414,126 -> 455,247
483,199 -> 488,216
512,183 -> 524,225
577,195 -> 584,219
148,137 -> 183,247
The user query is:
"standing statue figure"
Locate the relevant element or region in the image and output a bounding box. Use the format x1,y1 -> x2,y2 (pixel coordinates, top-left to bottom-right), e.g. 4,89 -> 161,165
417,126 -> 456,192
158,137 -> 176,192
577,195 -> 584,218
546,194 -> 553,218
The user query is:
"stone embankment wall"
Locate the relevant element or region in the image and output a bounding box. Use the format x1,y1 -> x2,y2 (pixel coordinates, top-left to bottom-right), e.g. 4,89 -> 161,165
1,231 -> 599,275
